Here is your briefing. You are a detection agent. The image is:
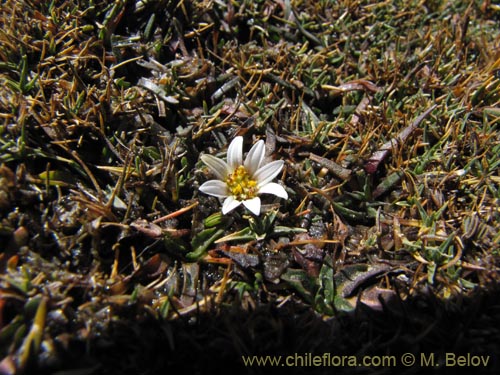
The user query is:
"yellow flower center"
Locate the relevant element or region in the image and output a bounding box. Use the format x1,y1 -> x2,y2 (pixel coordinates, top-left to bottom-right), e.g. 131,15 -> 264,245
226,165 -> 257,201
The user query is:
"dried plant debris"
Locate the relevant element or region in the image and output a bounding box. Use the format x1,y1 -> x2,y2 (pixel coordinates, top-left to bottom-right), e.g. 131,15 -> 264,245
1,0 -> 500,373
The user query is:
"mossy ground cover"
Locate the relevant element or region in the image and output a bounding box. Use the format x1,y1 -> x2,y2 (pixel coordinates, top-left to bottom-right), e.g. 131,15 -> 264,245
0,0 -> 499,373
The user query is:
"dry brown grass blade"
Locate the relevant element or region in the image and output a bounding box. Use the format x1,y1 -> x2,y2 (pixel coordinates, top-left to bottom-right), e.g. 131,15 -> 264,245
365,104 -> 438,174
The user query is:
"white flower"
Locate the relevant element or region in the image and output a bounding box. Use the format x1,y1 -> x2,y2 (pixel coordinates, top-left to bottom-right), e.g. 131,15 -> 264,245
199,136 -> 288,216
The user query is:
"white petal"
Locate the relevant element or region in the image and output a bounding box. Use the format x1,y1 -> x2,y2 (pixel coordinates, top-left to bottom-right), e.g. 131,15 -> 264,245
227,136 -> 243,170
199,180 -> 229,198
242,197 -> 261,216
201,154 -> 229,180
254,160 -> 284,187
258,182 -> 288,199
222,196 -> 242,214
244,139 -> 265,175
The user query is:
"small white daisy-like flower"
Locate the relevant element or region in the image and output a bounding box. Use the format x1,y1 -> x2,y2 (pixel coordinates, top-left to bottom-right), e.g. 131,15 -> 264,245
199,136 -> 288,216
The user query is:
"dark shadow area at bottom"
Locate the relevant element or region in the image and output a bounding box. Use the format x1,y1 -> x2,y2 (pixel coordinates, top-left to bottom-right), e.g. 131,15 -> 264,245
48,286 -> 500,375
